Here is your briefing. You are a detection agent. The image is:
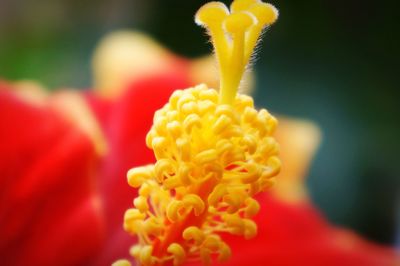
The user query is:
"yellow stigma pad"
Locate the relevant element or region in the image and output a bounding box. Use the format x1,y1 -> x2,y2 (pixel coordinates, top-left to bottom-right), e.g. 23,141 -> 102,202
195,0 -> 278,104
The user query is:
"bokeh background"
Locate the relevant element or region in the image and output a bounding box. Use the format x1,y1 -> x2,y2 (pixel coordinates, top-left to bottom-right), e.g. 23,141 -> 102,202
0,0 -> 399,246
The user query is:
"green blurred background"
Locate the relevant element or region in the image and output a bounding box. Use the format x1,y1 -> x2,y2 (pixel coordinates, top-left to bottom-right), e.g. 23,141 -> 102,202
1,0 -> 399,245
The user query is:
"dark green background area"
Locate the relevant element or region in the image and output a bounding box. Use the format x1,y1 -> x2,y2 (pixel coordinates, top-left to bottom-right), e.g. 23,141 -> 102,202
0,0 -> 399,245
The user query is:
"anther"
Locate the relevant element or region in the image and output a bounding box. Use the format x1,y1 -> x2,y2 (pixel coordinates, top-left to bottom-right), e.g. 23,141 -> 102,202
194,149 -> 218,165
127,166 -> 153,188
167,243 -> 186,266
208,184 -> 227,207
182,226 -> 205,245
183,194 -> 205,216
139,246 -> 154,266
183,113 -> 202,133
124,209 -> 146,234
166,200 -> 185,222
218,242 -> 232,262
154,159 -> 175,183
244,197 -> 260,217
134,196 -> 149,213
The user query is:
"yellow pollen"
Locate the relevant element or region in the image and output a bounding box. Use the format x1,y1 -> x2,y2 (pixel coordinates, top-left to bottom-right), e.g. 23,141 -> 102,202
123,84 -> 280,265
119,0 -> 279,265
195,0 -> 278,104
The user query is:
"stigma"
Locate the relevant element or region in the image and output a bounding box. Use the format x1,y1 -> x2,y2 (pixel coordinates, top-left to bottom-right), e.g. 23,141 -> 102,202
116,0 -> 279,265
195,0 -> 278,104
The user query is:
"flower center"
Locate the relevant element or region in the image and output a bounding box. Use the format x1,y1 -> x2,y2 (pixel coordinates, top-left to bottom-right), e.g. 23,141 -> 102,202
114,1 -> 279,266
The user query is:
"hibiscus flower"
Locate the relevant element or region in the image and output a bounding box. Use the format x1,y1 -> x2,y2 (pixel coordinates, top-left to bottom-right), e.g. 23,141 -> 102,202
0,4 -> 398,266
105,1 -> 398,264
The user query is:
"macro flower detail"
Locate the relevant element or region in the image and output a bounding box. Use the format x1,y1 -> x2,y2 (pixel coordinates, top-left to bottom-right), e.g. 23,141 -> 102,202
124,85 -> 280,266
2,1 -> 397,266
195,0 -> 278,104
116,0 -> 280,265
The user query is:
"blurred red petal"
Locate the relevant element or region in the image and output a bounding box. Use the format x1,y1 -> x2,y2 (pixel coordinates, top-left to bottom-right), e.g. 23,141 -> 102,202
0,86 -> 104,266
86,72 -> 191,265
206,194 -> 397,266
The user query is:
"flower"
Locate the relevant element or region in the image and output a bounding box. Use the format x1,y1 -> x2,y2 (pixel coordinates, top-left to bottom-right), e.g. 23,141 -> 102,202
111,0 -> 398,265
0,1 -> 398,265
114,1 -> 281,265
86,31 -> 224,266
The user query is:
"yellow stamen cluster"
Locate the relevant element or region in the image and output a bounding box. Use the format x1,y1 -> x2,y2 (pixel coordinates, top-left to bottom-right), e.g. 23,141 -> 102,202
115,1 -> 279,265
120,84 -> 279,266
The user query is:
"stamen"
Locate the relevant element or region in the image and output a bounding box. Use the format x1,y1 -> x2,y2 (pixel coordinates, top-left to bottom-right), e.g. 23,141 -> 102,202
118,1 -> 279,265
122,84 -> 280,265
167,243 -> 186,266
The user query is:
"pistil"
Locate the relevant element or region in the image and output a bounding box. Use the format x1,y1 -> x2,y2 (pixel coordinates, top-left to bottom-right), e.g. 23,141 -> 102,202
114,1 -> 280,265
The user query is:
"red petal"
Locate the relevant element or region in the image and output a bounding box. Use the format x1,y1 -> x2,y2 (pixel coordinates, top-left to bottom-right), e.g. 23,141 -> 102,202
87,72 -> 191,265
0,87 -> 104,265
210,194 -> 398,266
